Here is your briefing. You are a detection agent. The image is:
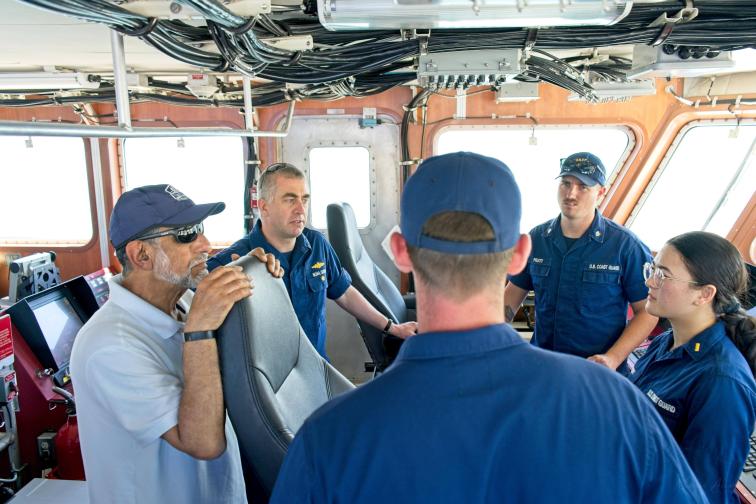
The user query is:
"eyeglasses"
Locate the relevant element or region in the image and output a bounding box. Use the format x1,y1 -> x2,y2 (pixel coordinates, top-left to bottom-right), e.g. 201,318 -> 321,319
137,223 -> 204,244
560,156 -> 600,176
643,262 -> 701,288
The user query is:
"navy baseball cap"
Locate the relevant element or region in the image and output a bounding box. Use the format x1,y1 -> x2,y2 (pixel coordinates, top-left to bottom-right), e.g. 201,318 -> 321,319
557,152 -> 606,186
400,152 -> 521,255
109,184 -> 225,249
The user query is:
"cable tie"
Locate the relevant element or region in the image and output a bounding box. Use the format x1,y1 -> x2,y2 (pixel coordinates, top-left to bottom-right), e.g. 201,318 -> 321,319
226,17 -> 256,35
649,1 -> 698,47
650,24 -> 675,47
524,28 -> 538,54
711,96 -> 718,107
736,95 -> 742,108
246,160 -> 261,165
214,58 -> 231,73
116,17 -> 159,38
283,51 -> 302,66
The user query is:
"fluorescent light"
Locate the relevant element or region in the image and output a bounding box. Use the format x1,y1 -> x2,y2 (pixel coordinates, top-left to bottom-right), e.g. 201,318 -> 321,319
568,80 -> 657,102
0,71 -> 101,90
317,0 -> 631,31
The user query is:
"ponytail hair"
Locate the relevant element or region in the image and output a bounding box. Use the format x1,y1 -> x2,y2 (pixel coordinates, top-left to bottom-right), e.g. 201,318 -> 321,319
667,231 -> 756,375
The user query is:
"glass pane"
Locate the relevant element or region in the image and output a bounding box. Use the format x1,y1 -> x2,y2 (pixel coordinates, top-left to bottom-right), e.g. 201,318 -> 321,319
629,124 -> 756,250
436,127 -> 630,232
0,136 -> 92,243
309,146 -> 371,229
123,137 -> 245,245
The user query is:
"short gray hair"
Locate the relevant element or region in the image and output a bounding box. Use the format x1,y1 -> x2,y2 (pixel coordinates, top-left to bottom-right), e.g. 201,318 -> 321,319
114,226 -> 160,277
258,163 -> 305,201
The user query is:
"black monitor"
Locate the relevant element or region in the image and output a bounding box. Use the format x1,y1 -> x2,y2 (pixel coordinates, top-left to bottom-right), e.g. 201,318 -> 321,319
6,276 -> 98,382
30,290 -> 85,369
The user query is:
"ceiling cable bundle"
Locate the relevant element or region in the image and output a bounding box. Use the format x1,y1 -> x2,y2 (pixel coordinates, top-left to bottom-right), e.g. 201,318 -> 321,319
8,0 -> 756,108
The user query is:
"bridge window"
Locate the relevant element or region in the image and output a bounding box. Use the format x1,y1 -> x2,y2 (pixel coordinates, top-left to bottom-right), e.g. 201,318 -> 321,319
122,137 -> 245,245
0,136 -> 92,244
627,121 -> 756,251
307,145 -> 372,229
435,126 -> 633,232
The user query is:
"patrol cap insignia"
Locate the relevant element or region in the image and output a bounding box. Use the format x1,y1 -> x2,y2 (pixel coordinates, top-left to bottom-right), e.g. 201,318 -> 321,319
165,185 -> 188,201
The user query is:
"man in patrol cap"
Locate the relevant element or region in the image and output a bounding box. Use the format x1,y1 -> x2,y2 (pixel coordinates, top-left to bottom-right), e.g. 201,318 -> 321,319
209,163 -> 417,358
505,152 -> 657,372
269,152 -> 707,503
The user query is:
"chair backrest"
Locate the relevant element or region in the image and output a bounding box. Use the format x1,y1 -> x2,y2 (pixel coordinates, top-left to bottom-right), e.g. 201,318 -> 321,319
327,202 -> 407,370
217,257 -> 354,499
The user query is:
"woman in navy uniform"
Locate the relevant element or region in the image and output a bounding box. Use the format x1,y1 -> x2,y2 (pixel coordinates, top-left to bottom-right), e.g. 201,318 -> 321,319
630,231 -> 756,504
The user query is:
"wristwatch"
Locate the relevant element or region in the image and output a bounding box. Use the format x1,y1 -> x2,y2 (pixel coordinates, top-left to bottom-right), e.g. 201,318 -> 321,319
183,330 -> 215,342
383,319 -> 393,334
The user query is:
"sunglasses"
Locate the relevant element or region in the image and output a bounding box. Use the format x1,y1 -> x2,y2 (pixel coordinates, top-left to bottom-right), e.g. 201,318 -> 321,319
560,156 -> 600,176
137,223 -> 204,244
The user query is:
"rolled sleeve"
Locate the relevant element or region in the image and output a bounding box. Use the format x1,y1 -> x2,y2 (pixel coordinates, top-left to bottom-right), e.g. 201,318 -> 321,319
621,240 -> 652,303
324,241 -> 351,299
507,269 -> 532,291
507,230 -> 535,291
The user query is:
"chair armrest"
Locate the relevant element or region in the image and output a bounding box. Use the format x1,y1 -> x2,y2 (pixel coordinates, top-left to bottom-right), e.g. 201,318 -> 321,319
402,294 -> 416,311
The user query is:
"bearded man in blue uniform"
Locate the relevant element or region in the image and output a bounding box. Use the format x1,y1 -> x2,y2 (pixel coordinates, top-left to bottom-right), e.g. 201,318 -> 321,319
269,152 -> 707,503
505,152 -> 658,372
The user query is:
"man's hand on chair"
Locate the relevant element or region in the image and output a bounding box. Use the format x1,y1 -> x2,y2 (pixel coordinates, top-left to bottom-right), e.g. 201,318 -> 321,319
230,248 -> 284,278
185,266 -> 253,332
390,321 -> 418,340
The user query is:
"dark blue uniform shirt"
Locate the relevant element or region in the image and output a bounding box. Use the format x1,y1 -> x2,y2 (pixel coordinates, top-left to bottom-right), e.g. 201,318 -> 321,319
509,211 -> 652,358
207,221 -> 351,357
271,324 -> 707,503
629,321 -> 756,504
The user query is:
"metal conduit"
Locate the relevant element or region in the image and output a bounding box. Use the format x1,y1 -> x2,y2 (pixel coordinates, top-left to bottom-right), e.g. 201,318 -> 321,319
0,100 -> 295,138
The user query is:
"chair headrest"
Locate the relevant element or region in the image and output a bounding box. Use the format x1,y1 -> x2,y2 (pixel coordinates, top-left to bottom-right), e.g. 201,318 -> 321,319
328,202 -> 365,263
220,256 -> 301,392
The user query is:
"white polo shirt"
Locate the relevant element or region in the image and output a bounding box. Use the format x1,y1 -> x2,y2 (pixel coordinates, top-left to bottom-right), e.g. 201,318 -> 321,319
70,275 -> 247,504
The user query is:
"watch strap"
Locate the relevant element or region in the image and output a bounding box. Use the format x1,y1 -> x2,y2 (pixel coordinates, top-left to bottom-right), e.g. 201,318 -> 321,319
383,319 -> 393,333
184,330 -> 215,342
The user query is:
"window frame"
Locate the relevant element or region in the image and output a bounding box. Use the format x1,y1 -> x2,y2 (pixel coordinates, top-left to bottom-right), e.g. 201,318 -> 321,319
433,123 -> 636,191
0,136 -> 96,248
119,134 -> 246,247
625,118 -> 756,237
304,141 -> 377,232
433,123 -> 636,230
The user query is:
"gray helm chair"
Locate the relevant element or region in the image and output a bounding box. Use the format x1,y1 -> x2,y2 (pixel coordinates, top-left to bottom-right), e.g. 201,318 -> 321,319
217,256 -> 354,500
326,202 -> 415,372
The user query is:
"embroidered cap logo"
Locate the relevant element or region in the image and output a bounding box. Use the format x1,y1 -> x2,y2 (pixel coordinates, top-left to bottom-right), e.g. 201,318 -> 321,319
165,185 -> 188,201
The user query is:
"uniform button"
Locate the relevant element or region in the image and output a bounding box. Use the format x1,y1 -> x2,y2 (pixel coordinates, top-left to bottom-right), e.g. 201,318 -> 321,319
595,231 -> 601,237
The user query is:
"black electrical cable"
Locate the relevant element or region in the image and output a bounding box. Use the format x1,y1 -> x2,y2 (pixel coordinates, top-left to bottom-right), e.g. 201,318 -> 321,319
13,0 -> 756,104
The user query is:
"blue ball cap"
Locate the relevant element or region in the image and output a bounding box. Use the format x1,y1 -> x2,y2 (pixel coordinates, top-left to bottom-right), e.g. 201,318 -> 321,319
401,152 -> 521,255
109,184 -> 225,249
557,152 -> 606,186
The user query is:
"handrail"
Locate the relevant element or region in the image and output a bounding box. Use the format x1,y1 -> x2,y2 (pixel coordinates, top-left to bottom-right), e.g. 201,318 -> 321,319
0,100 -> 295,138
